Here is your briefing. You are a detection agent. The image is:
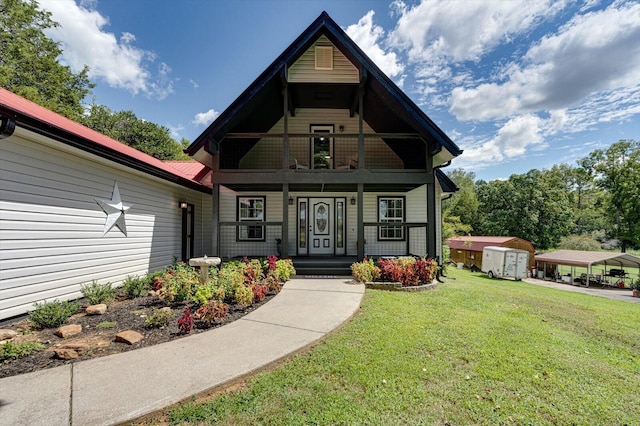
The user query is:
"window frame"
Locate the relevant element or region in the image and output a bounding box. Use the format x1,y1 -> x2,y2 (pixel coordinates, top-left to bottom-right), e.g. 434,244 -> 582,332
236,196 -> 266,242
377,196 -> 405,241
310,124 -> 334,169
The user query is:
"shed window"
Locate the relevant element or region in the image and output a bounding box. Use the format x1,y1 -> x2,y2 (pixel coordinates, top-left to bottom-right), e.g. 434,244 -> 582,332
237,196 -> 265,241
378,197 -> 405,240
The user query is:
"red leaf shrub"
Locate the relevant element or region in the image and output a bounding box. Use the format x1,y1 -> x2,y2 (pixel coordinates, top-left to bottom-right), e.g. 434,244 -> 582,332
252,284 -> 268,302
177,306 -> 194,334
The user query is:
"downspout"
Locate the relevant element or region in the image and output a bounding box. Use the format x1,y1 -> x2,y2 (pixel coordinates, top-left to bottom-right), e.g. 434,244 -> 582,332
434,159 -> 453,280
0,116 -> 16,139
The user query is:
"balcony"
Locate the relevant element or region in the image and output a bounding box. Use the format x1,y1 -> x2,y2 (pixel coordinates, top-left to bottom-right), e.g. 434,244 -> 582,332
218,133 -> 428,171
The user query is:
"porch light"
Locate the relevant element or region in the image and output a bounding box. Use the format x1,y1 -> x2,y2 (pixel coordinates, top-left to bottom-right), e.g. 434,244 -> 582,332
179,199 -> 188,209
351,196 -> 356,205
288,196 -> 294,205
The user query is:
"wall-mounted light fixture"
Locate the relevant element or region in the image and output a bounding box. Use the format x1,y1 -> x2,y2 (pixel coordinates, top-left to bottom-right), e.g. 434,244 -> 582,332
339,125 -> 344,133
288,196 -> 294,205
179,199 -> 188,209
350,196 -> 356,205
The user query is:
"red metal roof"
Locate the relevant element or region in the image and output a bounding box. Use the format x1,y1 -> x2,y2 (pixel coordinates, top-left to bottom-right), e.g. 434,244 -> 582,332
163,161 -> 207,178
163,161 -> 212,188
446,236 -> 519,251
0,88 -> 209,190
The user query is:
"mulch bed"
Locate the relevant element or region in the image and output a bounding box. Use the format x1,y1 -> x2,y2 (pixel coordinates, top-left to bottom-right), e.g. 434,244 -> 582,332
0,292 -> 276,379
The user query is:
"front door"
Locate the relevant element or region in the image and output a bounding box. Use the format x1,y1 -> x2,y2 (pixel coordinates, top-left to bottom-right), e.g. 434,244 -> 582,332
310,199 -> 333,254
297,197 -> 346,256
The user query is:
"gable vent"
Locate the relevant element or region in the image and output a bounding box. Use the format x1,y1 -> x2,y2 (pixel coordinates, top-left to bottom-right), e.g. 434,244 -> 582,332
315,46 -> 333,70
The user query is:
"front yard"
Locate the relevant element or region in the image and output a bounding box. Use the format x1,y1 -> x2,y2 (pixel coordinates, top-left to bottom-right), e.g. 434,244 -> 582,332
161,268 -> 639,425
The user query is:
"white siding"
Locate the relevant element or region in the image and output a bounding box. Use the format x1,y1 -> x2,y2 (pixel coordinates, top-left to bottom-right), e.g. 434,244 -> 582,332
0,128 -> 211,319
287,35 -> 359,83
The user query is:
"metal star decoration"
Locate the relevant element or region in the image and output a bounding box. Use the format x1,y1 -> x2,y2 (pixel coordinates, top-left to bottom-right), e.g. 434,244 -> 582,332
95,182 -> 132,236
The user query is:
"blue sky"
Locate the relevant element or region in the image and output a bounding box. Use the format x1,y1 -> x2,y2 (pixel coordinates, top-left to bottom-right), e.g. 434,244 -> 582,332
38,0 -> 639,181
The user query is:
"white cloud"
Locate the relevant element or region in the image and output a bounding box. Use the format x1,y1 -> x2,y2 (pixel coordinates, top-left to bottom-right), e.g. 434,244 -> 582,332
39,0 -> 174,99
189,79 -> 199,89
167,124 -> 185,140
456,114 -> 543,166
389,0 -> 565,63
450,1 -> 640,121
345,11 -> 404,79
192,109 -> 220,126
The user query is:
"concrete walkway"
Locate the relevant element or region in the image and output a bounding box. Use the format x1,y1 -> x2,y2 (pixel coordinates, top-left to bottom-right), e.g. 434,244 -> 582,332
0,278 -> 364,426
523,277 -> 640,303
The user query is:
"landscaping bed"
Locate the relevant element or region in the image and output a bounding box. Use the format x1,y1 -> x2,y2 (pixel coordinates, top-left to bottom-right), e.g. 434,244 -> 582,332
0,257 -> 294,379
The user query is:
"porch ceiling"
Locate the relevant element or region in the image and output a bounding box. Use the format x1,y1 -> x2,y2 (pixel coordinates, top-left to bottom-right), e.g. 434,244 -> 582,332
222,182 -> 423,193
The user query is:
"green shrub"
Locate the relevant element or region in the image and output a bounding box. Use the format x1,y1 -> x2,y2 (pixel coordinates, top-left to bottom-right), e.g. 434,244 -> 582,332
145,308 -> 175,328
81,280 -> 116,305
0,341 -> 46,360
351,258 -> 381,283
274,259 -> 296,282
193,279 -> 225,306
29,299 -> 81,329
218,268 -> 246,303
154,263 -> 200,303
234,283 -> 253,308
122,275 -> 150,298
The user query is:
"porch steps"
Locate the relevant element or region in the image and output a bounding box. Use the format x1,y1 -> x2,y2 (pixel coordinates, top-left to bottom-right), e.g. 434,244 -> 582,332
291,256 -> 356,277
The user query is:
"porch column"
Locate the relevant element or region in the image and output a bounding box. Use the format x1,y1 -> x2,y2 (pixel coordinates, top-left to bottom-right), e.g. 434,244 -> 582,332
212,182 -> 219,257
357,85 -> 365,169
282,74 -> 290,170
282,183 -> 289,257
426,157 -> 436,259
357,183 -> 364,260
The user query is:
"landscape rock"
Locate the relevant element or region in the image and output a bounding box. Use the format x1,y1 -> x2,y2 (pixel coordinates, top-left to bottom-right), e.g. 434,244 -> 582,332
0,329 -> 18,341
54,349 -> 79,360
115,330 -> 143,345
55,324 -> 82,338
86,304 -> 107,315
58,343 -> 91,354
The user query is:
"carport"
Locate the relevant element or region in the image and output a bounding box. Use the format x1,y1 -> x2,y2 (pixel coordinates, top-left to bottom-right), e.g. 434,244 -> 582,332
534,250 -> 640,287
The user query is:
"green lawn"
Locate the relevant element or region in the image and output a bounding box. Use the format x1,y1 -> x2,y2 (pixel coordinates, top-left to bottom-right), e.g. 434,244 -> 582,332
168,268 -> 640,425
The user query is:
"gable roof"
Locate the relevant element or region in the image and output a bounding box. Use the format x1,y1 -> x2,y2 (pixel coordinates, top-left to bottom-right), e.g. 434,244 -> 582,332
187,11 -> 462,168
0,88 -> 210,193
447,236 -> 527,251
436,169 -> 459,194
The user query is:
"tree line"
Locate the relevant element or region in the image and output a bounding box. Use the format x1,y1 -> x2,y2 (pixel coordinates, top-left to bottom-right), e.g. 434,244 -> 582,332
3,0 -> 638,253
1,0 -> 189,160
443,140 -> 640,252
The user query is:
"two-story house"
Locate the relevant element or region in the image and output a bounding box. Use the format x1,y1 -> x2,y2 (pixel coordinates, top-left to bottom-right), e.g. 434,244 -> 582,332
186,12 -> 462,267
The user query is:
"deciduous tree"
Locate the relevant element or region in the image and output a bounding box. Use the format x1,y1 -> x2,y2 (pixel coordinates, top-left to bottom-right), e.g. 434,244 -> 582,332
0,0 -> 93,120
583,140 -> 640,251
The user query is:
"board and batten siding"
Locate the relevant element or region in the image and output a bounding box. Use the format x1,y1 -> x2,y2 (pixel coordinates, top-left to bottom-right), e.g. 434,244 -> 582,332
239,108 -> 403,169
287,35 -> 359,83
0,128 -> 211,320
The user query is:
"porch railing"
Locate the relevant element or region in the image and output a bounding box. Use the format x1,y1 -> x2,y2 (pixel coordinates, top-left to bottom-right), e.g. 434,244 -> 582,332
218,222 -> 282,259
220,133 -> 423,170
363,223 -> 428,258
217,222 -> 428,259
